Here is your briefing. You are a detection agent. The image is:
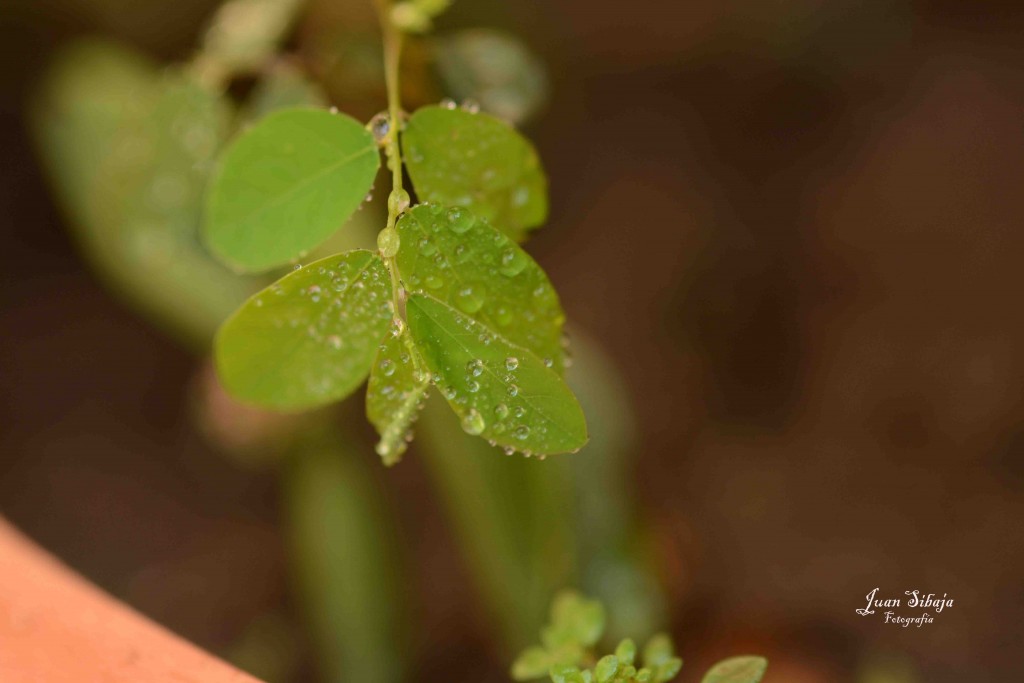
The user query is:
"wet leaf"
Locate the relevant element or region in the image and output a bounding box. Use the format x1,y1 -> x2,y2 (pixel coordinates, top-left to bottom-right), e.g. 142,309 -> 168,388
366,324 -> 430,465
434,29 -> 549,124
205,108 -> 379,271
402,106 -> 548,241
406,293 -> 586,455
396,203 -> 565,372
215,250 -> 392,409
701,657 -> 768,683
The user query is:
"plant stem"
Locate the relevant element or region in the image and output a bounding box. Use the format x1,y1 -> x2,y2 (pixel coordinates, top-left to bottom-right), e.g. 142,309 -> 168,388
375,0 -> 406,313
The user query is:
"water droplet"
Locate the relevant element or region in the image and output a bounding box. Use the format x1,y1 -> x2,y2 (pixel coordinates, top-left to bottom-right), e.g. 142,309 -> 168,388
446,206 -> 476,234
466,359 -> 484,377
499,248 -> 527,277
461,408 -> 485,435
377,227 -> 401,257
368,111 -> 390,143
507,384 -> 519,397
504,357 -> 519,372
460,98 -> 480,114
454,285 -> 484,314
440,98 -> 457,110
418,237 -> 437,256
495,403 -> 509,419
425,274 -> 444,289
388,188 -> 410,215
327,335 -> 342,349
502,445 -> 515,456
543,357 -> 554,369
466,379 -> 480,393
379,359 -> 395,377
514,425 -> 530,441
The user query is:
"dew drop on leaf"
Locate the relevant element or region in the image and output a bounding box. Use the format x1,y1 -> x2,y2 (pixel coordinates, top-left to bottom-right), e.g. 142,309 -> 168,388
461,408 -> 485,435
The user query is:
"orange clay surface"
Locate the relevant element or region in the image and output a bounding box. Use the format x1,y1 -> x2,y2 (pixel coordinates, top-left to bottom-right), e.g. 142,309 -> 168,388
0,518 -> 263,682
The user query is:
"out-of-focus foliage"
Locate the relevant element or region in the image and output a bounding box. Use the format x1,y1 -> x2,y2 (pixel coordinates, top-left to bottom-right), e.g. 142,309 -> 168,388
30,41 -> 260,348
195,0 -> 306,84
512,592 -> 766,683
434,29 -> 549,125
286,432 -> 405,683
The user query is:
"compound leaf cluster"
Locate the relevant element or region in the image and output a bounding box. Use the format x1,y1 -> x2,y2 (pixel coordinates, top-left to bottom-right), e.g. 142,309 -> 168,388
512,592 -> 768,683
204,34 -> 585,462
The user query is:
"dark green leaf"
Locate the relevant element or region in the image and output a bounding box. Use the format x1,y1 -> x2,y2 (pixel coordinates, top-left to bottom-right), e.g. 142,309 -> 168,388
396,203 -> 565,372
205,108 -> 379,271
215,250 -> 392,409
366,323 -> 430,465
701,657 -> 768,683
403,106 -> 548,241
407,293 -> 586,455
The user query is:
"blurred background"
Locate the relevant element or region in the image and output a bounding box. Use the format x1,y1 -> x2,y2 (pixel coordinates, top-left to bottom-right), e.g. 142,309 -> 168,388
2,0 -> 1023,681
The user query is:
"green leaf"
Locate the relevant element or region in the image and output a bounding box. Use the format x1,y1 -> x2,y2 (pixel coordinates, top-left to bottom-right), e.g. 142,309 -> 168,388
198,0 -> 305,78
594,655 -> 619,682
366,324 -> 430,465
403,106 -> 548,241
406,293 -> 587,455
205,108 -> 379,272
543,591 -> 605,649
215,250 -> 392,409
396,203 -> 565,372
642,634 -> 674,668
511,646 -> 554,681
615,639 -> 637,666
434,29 -> 549,124
701,657 -> 768,683
655,657 -> 683,683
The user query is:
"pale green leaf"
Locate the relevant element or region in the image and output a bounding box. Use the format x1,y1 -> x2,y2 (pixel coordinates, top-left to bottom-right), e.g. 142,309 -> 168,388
205,108 -> 379,271
215,250 -> 392,409
615,639 -> 637,666
701,656 -> 768,683
396,203 -> 565,372
366,324 -> 430,465
594,655 -> 619,682
406,294 -> 586,455
198,0 -> 305,78
402,106 -> 548,241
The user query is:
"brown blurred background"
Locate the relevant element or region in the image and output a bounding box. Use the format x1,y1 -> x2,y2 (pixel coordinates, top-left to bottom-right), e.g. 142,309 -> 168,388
3,0 -> 1024,681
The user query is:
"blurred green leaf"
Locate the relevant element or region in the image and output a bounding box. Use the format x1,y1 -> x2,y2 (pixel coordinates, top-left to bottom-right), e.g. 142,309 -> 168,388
642,634 -> 674,669
407,293 -> 586,455
396,203 -> 565,371
434,29 -> 549,124
197,0 -> 306,81
403,105 -> 548,241
215,250 -> 392,409
701,657 -> 768,683
205,108 -> 379,271
240,61 -> 329,123
512,646 -> 556,680
366,324 -> 430,465
543,591 -> 605,649
286,433 -> 404,683
615,639 -> 637,666
30,40 -> 260,348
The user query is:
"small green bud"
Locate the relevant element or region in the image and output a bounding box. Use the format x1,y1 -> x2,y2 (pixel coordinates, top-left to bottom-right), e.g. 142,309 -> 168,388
377,227 -> 400,258
642,634 -> 674,668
